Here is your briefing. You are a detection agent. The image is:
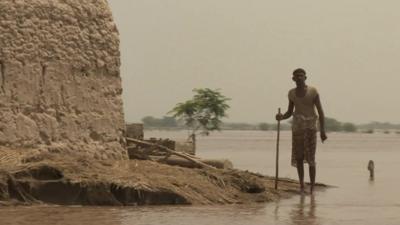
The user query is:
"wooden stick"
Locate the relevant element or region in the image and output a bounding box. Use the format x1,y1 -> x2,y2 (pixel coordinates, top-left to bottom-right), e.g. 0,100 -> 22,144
125,137 -> 216,170
275,108 -> 281,190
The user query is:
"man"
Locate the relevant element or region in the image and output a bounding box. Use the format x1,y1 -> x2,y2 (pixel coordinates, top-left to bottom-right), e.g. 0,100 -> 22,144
276,68 -> 327,194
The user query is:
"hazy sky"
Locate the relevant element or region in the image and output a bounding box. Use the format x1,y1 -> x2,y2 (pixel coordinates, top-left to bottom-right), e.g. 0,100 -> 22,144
108,0 -> 400,124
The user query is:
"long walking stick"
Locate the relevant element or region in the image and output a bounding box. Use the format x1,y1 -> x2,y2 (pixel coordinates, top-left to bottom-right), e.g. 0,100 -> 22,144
275,108 -> 281,190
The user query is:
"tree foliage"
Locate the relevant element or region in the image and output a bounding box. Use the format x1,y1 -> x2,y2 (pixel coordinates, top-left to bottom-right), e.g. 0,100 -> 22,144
325,117 -> 357,132
258,123 -> 270,131
325,117 -> 342,132
141,116 -> 178,128
342,122 -> 357,132
169,88 -> 230,137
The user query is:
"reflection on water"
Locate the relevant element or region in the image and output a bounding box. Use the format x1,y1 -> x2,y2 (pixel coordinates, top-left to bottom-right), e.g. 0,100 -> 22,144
288,195 -> 318,225
272,195 -> 319,225
1,131 -> 400,225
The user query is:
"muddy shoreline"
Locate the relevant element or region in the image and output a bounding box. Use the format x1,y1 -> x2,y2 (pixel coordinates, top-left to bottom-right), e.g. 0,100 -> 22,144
0,148 -> 326,206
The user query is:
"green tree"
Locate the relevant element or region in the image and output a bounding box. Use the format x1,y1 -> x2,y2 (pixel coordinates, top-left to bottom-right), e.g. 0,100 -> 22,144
169,88 -> 230,151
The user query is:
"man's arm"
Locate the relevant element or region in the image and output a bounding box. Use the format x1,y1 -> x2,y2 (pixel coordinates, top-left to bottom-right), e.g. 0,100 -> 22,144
276,100 -> 294,121
315,94 -> 327,142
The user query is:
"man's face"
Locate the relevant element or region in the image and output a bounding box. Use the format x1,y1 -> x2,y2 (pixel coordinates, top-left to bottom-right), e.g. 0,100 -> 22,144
292,72 -> 306,83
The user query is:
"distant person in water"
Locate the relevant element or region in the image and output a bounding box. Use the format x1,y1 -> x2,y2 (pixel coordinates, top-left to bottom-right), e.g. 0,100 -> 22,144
276,68 -> 327,194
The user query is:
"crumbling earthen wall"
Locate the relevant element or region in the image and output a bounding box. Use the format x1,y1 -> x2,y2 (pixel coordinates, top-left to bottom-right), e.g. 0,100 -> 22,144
0,0 -> 127,159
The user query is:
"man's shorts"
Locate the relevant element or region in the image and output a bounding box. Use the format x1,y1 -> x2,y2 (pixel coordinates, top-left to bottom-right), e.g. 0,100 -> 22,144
291,128 -> 317,167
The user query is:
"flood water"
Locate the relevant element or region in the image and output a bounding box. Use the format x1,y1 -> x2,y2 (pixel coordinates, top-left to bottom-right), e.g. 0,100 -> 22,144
1,130 -> 400,225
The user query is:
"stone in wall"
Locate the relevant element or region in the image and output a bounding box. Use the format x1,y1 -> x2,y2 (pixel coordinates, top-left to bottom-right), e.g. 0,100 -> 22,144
0,0 -> 127,159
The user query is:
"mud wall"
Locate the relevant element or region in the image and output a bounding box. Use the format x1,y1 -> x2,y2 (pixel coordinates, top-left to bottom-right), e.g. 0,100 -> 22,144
0,0 -> 127,159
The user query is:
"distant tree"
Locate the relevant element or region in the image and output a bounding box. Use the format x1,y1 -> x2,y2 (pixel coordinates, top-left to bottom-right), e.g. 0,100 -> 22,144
358,121 -> 400,130
160,116 -> 178,127
342,122 -> 357,132
363,129 -> 374,134
142,116 -> 158,127
258,123 -> 270,131
222,122 -> 257,130
325,117 -> 342,132
169,88 -> 230,151
271,122 -> 291,131
141,116 -> 178,128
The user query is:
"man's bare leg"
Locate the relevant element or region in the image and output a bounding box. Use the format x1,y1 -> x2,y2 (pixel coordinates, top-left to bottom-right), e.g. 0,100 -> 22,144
309,165 -> 316,194
296,160 -> 305,193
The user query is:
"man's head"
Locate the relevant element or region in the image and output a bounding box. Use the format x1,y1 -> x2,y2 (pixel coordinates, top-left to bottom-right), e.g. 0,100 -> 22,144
292,68 -> 307,85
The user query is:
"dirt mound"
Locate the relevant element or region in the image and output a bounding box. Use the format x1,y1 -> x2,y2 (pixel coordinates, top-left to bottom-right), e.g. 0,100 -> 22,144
0,147 -> 318,206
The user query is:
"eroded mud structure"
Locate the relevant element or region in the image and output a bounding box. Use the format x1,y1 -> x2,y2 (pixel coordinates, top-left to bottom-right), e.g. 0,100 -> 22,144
0,0 -> 126,159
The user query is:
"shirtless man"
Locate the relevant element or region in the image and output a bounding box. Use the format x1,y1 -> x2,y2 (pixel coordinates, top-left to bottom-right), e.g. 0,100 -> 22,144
276,68 -> 327,194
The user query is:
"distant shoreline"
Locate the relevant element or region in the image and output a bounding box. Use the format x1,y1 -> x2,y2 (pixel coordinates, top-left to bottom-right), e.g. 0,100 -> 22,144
141,127 -> 400,134
133,116 -> 400,133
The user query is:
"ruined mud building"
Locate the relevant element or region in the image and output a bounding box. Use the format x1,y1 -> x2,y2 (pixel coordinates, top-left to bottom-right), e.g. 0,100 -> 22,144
0,0 -> 127,159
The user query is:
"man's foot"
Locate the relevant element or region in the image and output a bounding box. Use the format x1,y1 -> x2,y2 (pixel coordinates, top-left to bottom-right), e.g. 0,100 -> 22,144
300,185 -> 305,194
310,185 -> 314,195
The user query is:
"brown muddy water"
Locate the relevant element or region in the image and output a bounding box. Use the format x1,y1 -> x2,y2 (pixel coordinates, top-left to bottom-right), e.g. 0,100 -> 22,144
1,130 -> 400,225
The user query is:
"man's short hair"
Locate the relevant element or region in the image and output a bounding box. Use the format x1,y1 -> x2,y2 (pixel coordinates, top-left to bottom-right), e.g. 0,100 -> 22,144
293,68 -> 306,75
